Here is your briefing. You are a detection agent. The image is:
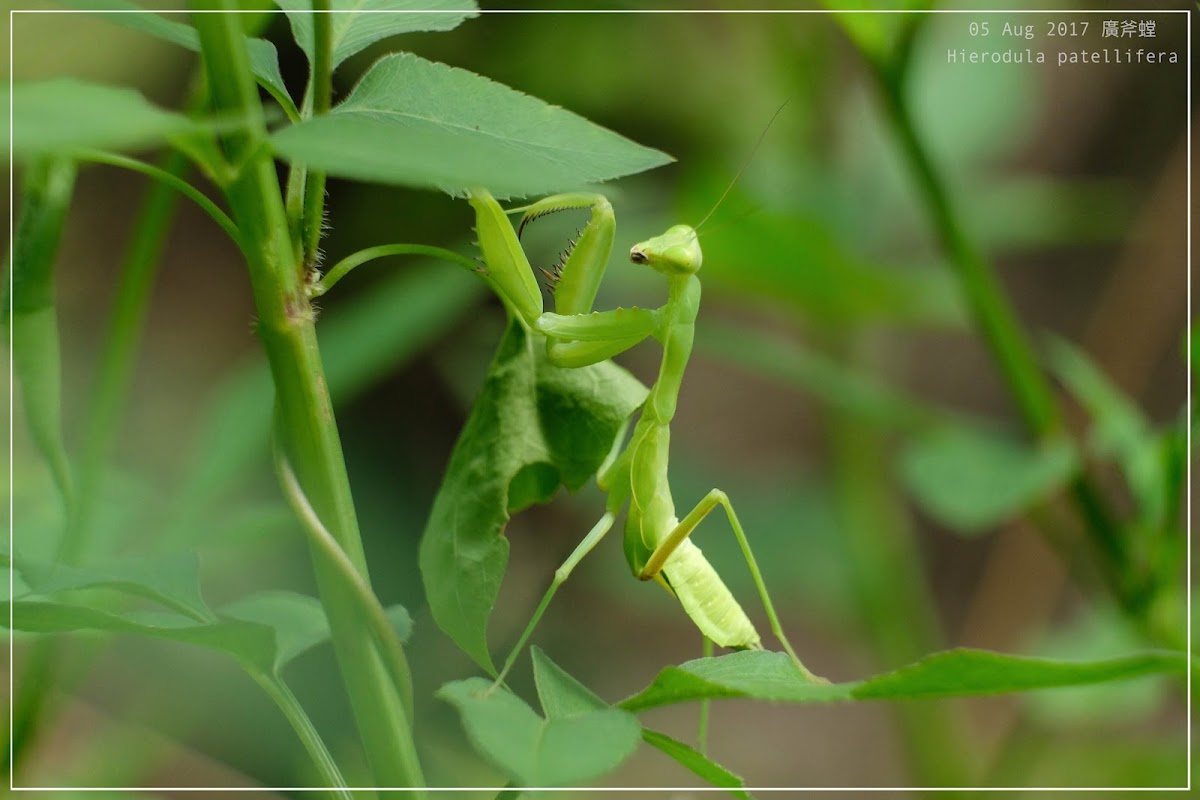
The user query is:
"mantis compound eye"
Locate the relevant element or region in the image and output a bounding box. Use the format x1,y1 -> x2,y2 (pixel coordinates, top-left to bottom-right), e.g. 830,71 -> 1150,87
630,248 -> 648,264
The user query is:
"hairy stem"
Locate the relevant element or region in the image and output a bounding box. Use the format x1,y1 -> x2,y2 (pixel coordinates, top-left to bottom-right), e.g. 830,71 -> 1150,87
190,3 -> 424,792
302,0 -> 333,265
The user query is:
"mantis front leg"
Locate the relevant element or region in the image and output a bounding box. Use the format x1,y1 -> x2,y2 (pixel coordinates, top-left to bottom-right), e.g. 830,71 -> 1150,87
469,189 -> 659,364
469,189 -> 613,320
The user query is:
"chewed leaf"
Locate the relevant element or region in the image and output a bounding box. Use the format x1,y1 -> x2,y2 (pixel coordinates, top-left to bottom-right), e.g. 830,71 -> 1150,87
899,424 -> 1078,534
277,0 -> 478,69
7,79 -> 198,160
271,52 -> 672,198
420,321 -> 646,672
438,677 -> 640,787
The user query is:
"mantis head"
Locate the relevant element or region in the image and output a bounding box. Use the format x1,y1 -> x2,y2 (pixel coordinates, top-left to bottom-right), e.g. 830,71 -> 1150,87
629,224 -> 702,275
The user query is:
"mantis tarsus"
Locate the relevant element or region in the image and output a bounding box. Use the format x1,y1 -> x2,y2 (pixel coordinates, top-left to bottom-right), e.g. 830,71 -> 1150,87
468,186 -> 823,686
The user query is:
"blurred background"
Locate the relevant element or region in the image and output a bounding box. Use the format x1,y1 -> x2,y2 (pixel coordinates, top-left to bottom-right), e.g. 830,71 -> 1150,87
4,0 -> 1192,792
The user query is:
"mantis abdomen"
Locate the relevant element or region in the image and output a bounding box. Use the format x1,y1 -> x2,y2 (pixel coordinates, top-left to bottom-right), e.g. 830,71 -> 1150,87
663,538 -> 761,650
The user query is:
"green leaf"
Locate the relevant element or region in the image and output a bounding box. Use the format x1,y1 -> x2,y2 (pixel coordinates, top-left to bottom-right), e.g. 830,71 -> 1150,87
6,588 -> 387,676
271,52 -> 673,198
641,729 -> 750,799
620,651 -> 852,712
437,677 -> 641,787
822,0 -> 931,66
68,0 -> 298,120
386,604 -> 415,644
899,425 -> 1078,534
276,0 -> 479,69
531,649 -> 747,794
6,158 -> 77,507
7,78 -> 198,160
13,550 -> 212,622
221,590 -> 411,673
852,648 -> 1186,700
1045,337 -> 1165,526
6,600 -> 278,674
619,648 -> 1185,711
531,645 -> 606,718
220,590 -> 331,672
419,321 -> 647,672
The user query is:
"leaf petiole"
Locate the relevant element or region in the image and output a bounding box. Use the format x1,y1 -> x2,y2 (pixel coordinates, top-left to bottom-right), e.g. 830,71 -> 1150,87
311,243 -> 481,297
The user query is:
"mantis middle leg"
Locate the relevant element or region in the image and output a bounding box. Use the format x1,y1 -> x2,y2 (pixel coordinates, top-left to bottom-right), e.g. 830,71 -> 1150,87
492,511 -> 617,688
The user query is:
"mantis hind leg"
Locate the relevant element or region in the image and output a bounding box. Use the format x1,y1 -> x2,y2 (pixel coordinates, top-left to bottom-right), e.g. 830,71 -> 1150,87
640,488 -> 825,683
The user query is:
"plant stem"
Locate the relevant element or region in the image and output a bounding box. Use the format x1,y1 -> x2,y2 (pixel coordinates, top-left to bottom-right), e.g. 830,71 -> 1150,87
73,149 -> 240,246
275,448 -> 415,719
190,4 -> 424,792
697,636 -> 712,756
6,158 -> 78,773
303,0 -> 333,265
873,70 -> 1057,438
869,62 -> 1131,608
251,672 -> 353,798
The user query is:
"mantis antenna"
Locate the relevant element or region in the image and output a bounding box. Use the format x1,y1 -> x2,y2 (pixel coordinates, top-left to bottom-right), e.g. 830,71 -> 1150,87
693,98 -> 791,232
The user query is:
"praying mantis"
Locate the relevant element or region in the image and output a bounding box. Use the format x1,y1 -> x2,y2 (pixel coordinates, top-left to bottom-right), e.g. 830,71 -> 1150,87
467,184 -> 823,686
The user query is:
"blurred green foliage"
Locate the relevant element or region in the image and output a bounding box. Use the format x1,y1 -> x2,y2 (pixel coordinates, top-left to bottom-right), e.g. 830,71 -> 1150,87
5,1 -> 1189,793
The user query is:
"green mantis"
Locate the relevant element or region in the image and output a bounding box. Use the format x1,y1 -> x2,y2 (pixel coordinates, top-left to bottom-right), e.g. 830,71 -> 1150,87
468,187 -> 823,685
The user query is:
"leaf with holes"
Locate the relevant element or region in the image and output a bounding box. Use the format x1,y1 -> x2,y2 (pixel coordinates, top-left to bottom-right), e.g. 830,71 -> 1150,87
420,321 -> 647,673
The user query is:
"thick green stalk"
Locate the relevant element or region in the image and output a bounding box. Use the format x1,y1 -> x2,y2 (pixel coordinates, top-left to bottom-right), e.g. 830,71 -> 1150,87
189,4 -> 423,792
